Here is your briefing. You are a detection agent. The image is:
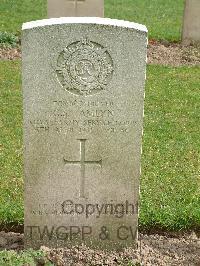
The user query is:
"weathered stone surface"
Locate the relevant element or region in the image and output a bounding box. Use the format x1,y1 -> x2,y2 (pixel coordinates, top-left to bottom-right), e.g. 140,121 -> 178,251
48,0 -> 104,18
182,0 -> 200,44
22,17 -> 147,250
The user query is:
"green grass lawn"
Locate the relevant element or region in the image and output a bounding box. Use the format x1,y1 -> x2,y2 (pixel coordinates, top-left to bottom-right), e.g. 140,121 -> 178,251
141,65 -> 200,231
0,61 -> 23,224
0,0 -> 184,41
0,61 -> 199,231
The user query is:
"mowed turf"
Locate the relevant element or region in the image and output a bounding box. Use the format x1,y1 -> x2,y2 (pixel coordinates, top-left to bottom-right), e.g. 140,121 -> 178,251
141,65 -> 200,231
0,61 -> 199,230
0,61 -> 23,224
0,0 -> 184,41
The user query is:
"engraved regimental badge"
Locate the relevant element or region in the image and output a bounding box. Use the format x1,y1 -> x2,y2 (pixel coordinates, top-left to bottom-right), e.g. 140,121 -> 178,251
56,38 -> 114,96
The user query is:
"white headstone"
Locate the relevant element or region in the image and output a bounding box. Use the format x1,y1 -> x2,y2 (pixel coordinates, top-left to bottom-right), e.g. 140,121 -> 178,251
22,17 -> 147,250
182,0 -> 200,44
48,0 -> 104,18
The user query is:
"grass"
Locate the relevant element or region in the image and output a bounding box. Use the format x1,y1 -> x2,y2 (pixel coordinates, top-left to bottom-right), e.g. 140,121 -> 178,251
0,61 -> 199,231
0,249 -> 52,266
141,65 -> 200,231
106,0 -> 185,41
0,0 -> 46,35
0,0 -> 185,41
0,32 -> 19,48
0,61 -> 23,225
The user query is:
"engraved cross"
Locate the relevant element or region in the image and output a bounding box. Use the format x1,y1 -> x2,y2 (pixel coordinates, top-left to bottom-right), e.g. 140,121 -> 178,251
68,0 -> 85,16
64,139 -> 102,198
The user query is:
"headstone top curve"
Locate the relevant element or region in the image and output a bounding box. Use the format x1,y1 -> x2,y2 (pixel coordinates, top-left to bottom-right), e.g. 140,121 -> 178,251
22,17 -> 147,33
